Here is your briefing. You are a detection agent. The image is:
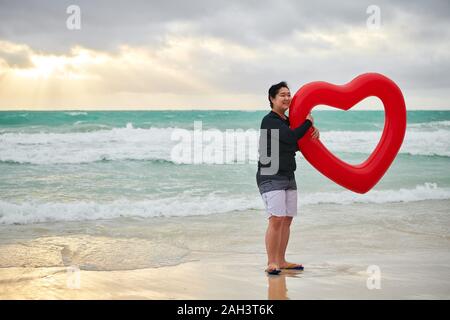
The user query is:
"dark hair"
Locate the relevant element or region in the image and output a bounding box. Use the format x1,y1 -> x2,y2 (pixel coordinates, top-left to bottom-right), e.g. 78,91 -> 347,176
268,81 -> 289,108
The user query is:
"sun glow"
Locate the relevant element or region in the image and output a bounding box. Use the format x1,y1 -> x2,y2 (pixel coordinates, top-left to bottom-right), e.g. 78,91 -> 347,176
11,47 -> 106,80
14,55 -> 65,78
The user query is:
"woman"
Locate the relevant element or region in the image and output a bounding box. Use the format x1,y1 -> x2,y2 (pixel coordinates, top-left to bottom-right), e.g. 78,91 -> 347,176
257,81 -> 319,275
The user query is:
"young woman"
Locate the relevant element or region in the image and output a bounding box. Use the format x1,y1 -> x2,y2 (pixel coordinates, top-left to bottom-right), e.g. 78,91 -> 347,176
256,81 -> 319,275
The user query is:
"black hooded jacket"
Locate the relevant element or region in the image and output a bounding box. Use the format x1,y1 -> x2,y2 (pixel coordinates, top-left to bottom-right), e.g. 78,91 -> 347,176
257,111 -> 312,183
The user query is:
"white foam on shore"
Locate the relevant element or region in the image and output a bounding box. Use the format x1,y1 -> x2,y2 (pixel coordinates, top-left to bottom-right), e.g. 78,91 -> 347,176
0,125 -> 449,164
1,183 -> 449,225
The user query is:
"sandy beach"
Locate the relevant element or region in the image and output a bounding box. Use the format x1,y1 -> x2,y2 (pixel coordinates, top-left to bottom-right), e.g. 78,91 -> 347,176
1,199 -> 449,300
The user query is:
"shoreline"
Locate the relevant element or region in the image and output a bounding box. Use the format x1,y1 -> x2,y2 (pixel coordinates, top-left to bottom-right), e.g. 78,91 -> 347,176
1,249 -> 449,299
0,199 -> 449,299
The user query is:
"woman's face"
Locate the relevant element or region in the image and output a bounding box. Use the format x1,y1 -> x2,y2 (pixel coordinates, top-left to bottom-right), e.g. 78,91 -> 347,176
271,87 -> 291,112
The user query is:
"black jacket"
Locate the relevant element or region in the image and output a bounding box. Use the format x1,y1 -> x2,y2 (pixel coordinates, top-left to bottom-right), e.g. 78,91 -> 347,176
257,111 -> 312,182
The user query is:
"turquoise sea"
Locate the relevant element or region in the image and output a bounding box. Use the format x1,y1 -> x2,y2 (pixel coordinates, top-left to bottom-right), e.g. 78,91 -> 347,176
0,110 -> 449,225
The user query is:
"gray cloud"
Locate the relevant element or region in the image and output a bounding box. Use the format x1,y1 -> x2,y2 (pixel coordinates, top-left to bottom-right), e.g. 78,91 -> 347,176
0,49 -> 33,68
1,0 -> 447,51
0,0 -> 449,108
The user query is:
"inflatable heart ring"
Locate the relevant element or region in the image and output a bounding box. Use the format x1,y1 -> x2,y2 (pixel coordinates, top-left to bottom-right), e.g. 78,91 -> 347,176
289,73 -> 407,194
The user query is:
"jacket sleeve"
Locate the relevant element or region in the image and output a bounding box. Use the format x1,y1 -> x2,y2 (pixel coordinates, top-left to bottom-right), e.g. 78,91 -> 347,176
262,117 -> 312,145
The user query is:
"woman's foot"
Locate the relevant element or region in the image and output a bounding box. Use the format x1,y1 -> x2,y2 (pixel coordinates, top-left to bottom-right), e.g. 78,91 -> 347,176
265,263 -> 281,275
279,262 -> 304,270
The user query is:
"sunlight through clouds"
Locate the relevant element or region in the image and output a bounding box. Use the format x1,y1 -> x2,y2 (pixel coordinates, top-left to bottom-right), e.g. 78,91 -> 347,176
0,0 -> 449,109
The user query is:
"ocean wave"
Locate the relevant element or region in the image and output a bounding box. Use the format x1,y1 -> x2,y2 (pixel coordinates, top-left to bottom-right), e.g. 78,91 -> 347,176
318,129 -> 450,157
0,126 -> 449,164
0,183 -> 448,225
65,112 -> 88,116
0,126 -> 176,164
0,157 -> 178,165
408,120 -> 450,129
301,182 -> 450,205
0,194 -> 259,225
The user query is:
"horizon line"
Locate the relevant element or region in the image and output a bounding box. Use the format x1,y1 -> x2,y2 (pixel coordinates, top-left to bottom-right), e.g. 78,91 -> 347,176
0,107 -> 449,112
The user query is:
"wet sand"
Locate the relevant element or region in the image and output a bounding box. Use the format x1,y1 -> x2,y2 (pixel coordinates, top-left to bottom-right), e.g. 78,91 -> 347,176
1,250 -> 449,299
1,200 -> 449,299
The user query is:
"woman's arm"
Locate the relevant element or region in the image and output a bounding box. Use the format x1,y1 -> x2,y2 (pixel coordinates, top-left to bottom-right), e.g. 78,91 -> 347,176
262,117 -> 313,145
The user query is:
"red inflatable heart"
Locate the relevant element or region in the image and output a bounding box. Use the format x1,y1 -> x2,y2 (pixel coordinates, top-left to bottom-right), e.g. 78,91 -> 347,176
289,73 -> 407,194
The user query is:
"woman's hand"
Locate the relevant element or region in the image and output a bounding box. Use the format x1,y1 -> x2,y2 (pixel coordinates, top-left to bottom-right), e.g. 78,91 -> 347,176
311,126 -> 320,139
306,113 -> 319,139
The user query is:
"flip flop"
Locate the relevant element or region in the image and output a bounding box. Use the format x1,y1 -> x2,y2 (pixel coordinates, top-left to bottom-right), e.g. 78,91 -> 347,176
280,263 -> 304,270
265,267 -> 281,275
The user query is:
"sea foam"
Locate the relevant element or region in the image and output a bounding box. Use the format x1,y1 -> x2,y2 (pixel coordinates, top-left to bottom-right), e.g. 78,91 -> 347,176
0,125 -> 449,164
1,183 -> 448,225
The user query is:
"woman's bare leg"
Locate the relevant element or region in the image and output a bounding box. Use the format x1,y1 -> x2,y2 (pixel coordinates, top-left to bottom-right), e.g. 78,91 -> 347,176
265,216 -> 284,270
277,216 -> 293,267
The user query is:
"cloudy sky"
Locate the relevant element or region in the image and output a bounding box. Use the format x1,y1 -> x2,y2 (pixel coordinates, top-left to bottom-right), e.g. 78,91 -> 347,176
0,0 -> 449,110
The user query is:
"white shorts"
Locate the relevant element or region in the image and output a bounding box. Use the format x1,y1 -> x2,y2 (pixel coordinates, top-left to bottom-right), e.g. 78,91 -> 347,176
261,189 -> 298,219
